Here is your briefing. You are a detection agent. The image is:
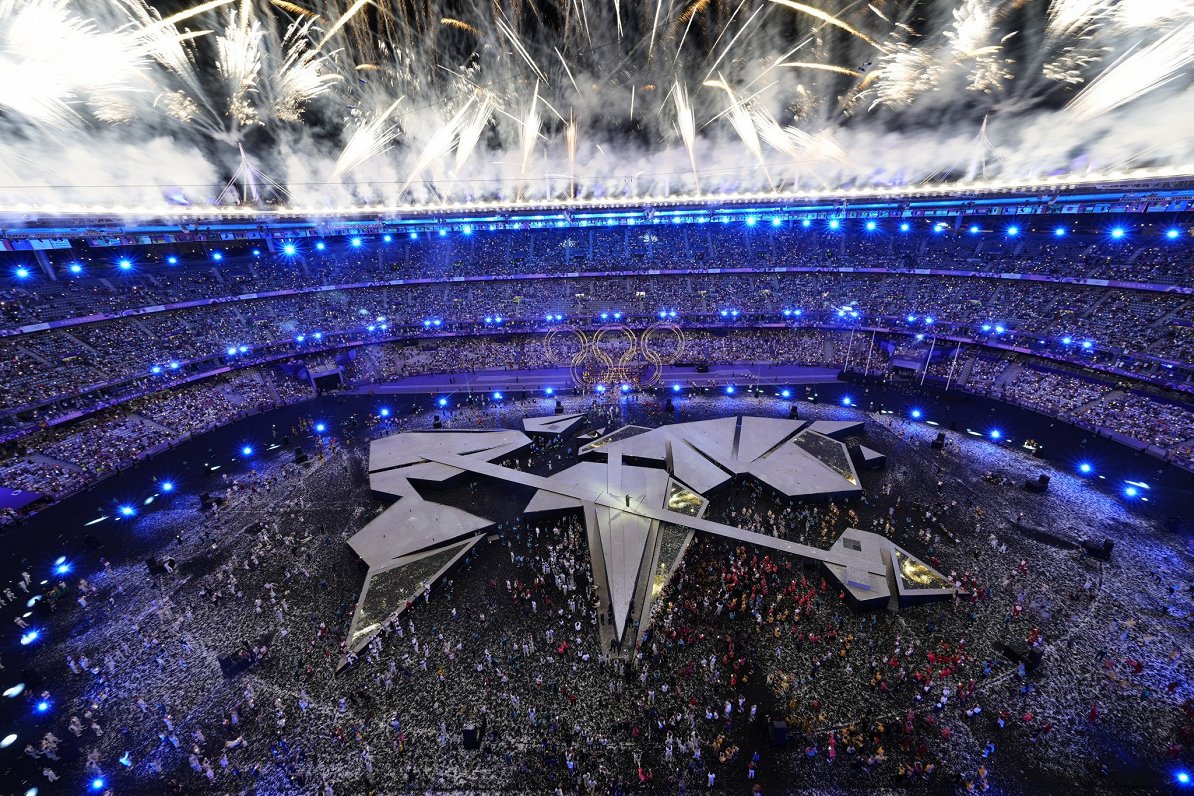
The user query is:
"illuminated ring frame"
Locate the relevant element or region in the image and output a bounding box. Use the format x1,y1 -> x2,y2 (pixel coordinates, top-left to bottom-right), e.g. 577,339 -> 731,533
544,323 -> 687,389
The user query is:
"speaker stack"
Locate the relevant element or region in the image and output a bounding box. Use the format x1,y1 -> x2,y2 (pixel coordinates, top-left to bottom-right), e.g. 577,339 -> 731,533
930,432 -> 946,450
1024,474 -> 1050,493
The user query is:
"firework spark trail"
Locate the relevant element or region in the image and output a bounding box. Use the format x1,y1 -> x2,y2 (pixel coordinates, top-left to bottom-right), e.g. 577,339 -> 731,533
269,18 -> 341,122
454,94 -> 495,172
519,83 -> 543,178
214,10 -> 265,127
1067,20 -> 1194,121
777,61 -> 864,77
270,1 -> 319,19
331,97 -> 404,179
766,0 -> 881,47
400,96 -> 478,194
316,0 -> 370,51
672,80 -> 698,182
1046,0 -> 1111,41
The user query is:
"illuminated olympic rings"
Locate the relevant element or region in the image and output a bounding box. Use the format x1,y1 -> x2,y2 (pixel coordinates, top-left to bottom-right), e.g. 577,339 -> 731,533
543,322 -> 686,388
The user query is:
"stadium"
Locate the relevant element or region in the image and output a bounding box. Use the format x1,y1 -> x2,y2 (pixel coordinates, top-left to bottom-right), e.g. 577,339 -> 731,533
1,1 -> 1193,795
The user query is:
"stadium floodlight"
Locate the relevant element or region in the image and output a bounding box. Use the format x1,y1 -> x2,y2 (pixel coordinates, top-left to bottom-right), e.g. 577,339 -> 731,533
212,252 -> 223,261
672,384 -> 681,393
969,225 -> 980,234
14,267 -> 29,279
1124,485 -> 1138,498
1166,229 -> 1180,240
771,218 -> 781,227
911,409 -> 922,419
282,242 -> 297,256
315,423 -> 326,433
900,222 -> 910,232
350,236 -> 362,247
545,387 -> 554,396
780,389 -> 791,399
1054,227 -> 1066,237
166,256 -> 178,265
492,391 -> 502,400
69,263 -> 83,274
828,219 -> 840,230
725,386 -> 735,395
383,234 -> 393,242
410,232 -> 418,239
251,249 -> 260,256
118,258 -> 132,270
1110,227 -> 1125,239
1078,463 -> 1092,475
595,385 -> 606,393
437,398 -> 448,407
745,216 -> 757,226
865,220 -> 877,231
379,408 -> 390,417
841,396 -> 852,406
315,241 -> 326,250
989,429 -> 1002,440
1006,226 -> 1019,237
241,445 -> 253,456
161,481 -> 174,492
118,505 -> 136,516
801,219 -> 811,228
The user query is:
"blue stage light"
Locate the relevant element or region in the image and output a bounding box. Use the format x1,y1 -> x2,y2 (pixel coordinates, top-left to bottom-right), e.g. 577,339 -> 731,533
20,629 -> 40,645
780,389 -> 791,399
981,324 -> 992,332
350,237 -> 362,247
841,396 -> 852,406
438,229 -> 447,237
35,700 -> 49,713
312,332 -> 322,340
315,241 -> 326,251
907,314 -> 917,322
969,225 -> 980,234
383,234 -> 393,242
620,384 -> 631,393
1006,226 -> 1019,237
745,216 -> 757,226
315,423 -> 326,433
658,310 -> 667,319
994,325 -> 1005,334
672,384 -> 681,393
282,243 -> 297,256
54,563 -> 70,575
150,365 -> 162,374
161,481 -> 174,492
828,219 -> 840,230
1078,463 -> 1092,475
900,222 -> 910,232
989,429 -> 1002,440
1124,485 -> 1138,498
1081,340 -> 1093,349
911,409 -> 922,419
915,333 -> 925,341
1110,227 -> 1125,239
783,309 -> 792,317
241,445 -> 253,456
118,505 -> 135,517
379,408 -> 390,417
69,263 -> 83,274
252,249 -> 260,256
212,252 -> 223,261
1062,336 -> 1072,344
545,387 -> 554,396
556,314 -> 565,321
169,361 -> 179,369
1167,229 -> 1180,240
1176,771 -> 1190,785
595,385 -> 606,393
612,312 -> 621,320
865,220 -> 877,231
801,218 -> 812,228
719,309 -> 729,317
166,256 -> 178,265
924,316 -> 934,325
492,391 -> 502,400
14,267 -> 29,279
725,386 -> 735,395
771,218 -> 781,227
599,312 -> 608,320
295,334 -> 305,343
91,778 -> 105,791
793,309 -> 802,316
490,317 -> 499,324
437,397 -> 449,408
118,258 -> 132,270
1054,227 -> 1066,237
227,346 -> 237,356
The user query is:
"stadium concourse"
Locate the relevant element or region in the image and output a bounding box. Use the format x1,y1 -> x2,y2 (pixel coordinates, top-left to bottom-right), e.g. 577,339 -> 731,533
0,211 -> 1191,795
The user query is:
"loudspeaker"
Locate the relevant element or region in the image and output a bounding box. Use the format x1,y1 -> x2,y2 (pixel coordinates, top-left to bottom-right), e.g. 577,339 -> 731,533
1000,642 -> 1043,672
665,399 -> 675,413
1025,474 -> 1050,493
788,404 -> 799,419
555,400 -> 564,414
146,557 -> 166,575
432,414 -> 443,429
1082,538 -> 1115,560
769,719 -> 788,747
930,432 -> 945,450
462,714 -> 486,750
